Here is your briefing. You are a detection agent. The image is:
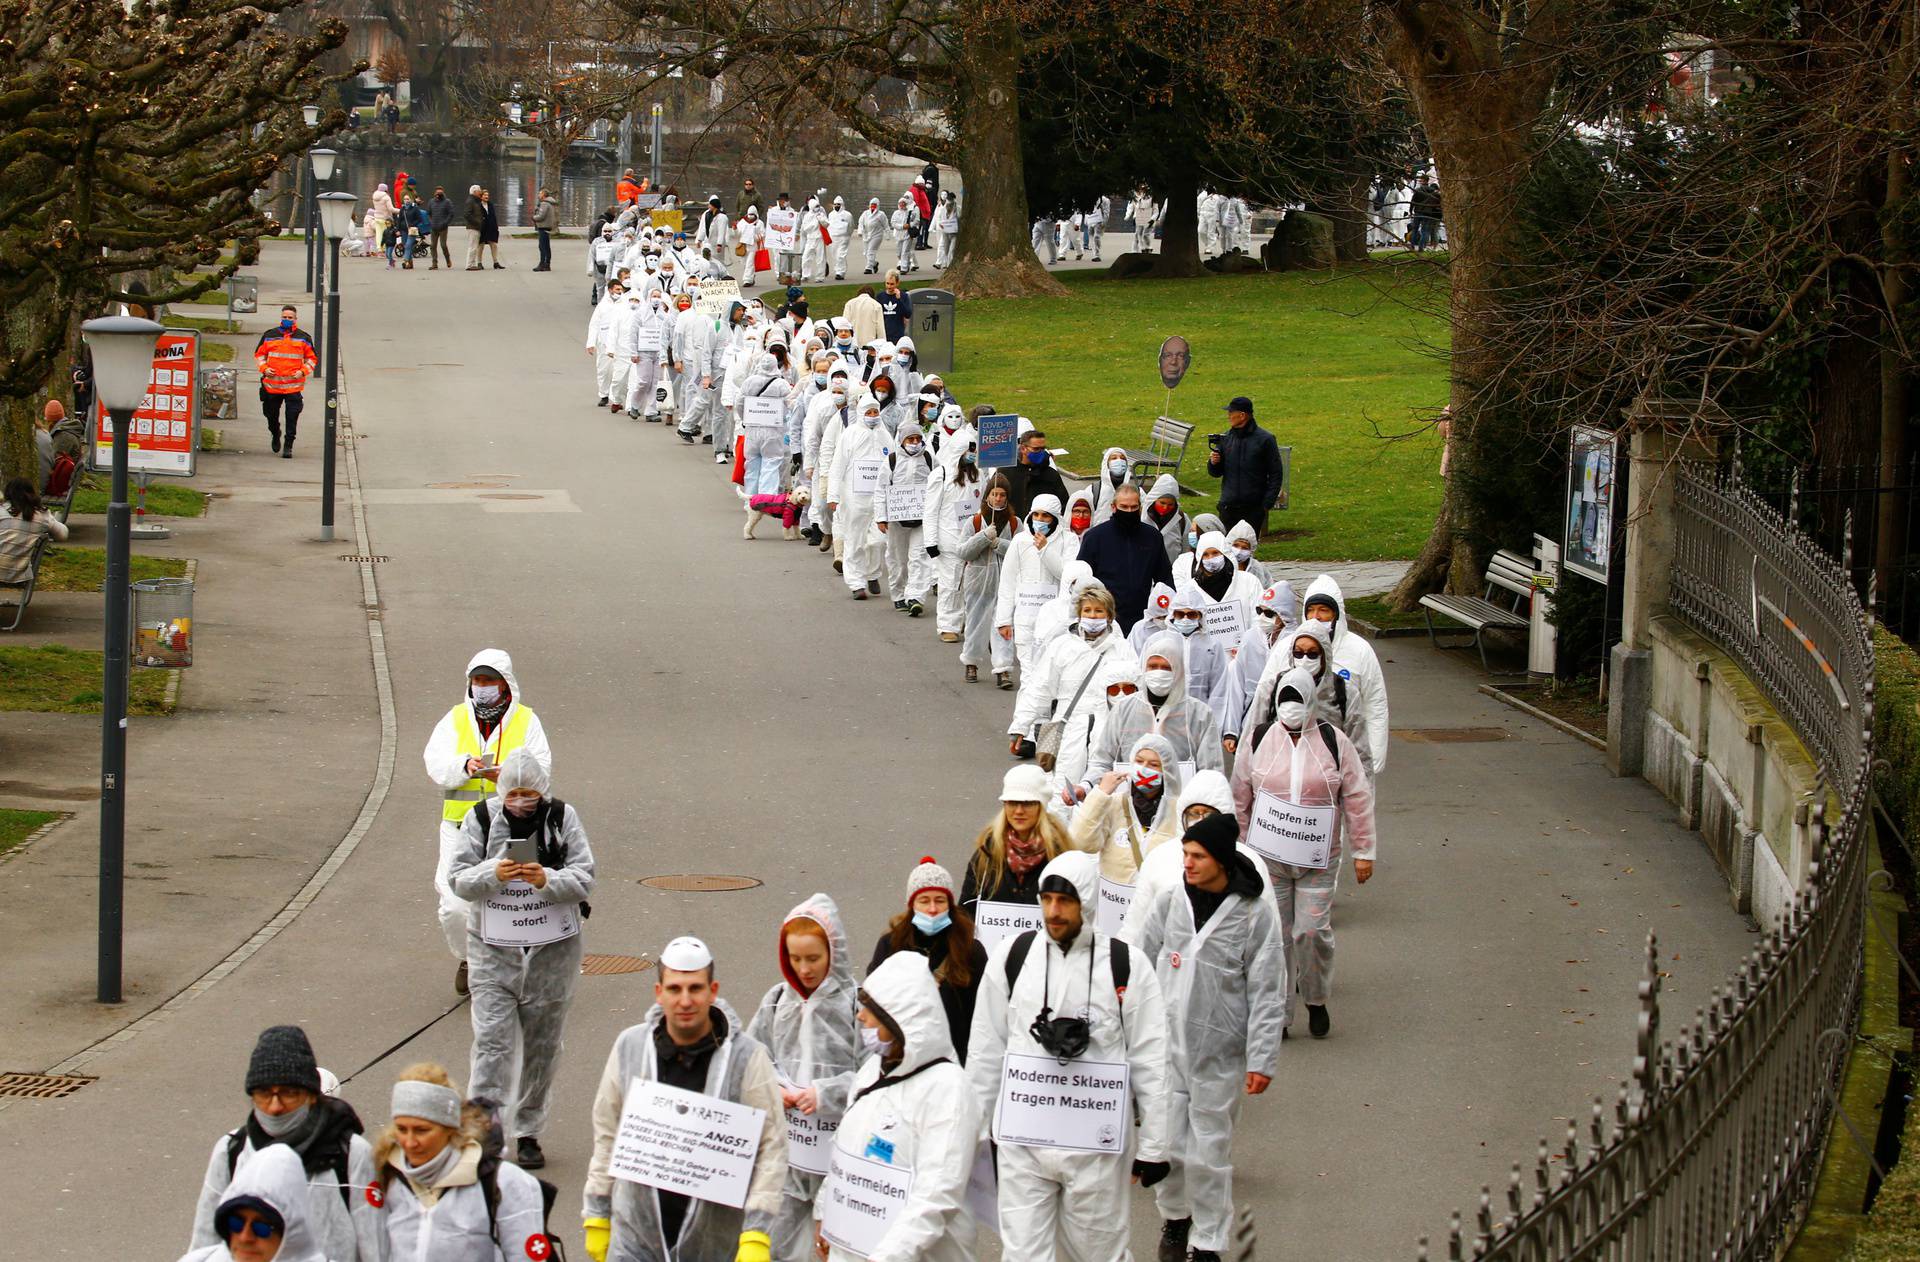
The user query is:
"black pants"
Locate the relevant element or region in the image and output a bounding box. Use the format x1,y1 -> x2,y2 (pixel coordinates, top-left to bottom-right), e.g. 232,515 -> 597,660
1216,500 -> 1268,538
429,228 -> 452,267
262,390 -> 303,441
537,228 -> 552,268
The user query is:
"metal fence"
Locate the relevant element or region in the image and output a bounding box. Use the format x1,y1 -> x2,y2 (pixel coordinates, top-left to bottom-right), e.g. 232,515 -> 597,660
1422,462 -> 1877,1261
1742,455 -> 1920,645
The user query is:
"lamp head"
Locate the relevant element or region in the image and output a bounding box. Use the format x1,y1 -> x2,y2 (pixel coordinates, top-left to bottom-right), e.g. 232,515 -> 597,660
317,191 -> 359,241
81,317 -> 165,413
310,148 -> 337,182
302,104 -> 321,127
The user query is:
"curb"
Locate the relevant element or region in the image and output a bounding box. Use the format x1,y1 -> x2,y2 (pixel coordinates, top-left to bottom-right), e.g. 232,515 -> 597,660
158,557 -> 197,714
1477,683 -> 1606,750
0,811 -> 75,867
1351,617 -> 1426,640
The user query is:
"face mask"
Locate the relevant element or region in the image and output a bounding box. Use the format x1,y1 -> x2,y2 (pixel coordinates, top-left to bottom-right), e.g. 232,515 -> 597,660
1134,765 -> 1162,791
1114,507 -> 1140,525
1143,668 -> 1176,694
254,1103 -> 311,1138
1200,554 -> 1226,574
279,318 -> 294,332
1256,612 -> 1279,633
1031,519 -> 1053,537
1293,650 -> 1323,671
814,373 -> 829,386
1108,459 -> 1127,477
903,441 -> 923,456
862,412 -> 881,428
959,453 -> 976,466
837,340 -> 854,353
1080,616 -> 1109,639
1172,616 -> 1201,637
471,684 -> 503,705
911,910 -> 952,935
1277,700 -> 1309,729
1027,449 -> 1048,466
1185,532 -> 1198,549
860,1027 -> 888,1052
832,391 -> 848,405
1233,548 -> 1254,568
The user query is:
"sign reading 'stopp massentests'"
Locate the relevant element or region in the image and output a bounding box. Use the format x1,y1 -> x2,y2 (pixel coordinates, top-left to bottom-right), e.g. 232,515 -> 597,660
610,1080 -> 765,1208
819,1149 -> 913,1256
993,1052 -> 1131,1153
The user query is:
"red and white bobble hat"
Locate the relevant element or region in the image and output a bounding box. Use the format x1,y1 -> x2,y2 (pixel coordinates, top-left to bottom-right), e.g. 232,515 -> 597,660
905,856 -> 954,908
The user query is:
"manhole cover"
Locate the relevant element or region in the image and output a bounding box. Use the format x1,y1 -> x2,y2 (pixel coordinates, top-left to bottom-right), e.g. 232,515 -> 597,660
581,954 -> 653,977
427,481 -> 508,490
0,1072 -> 97,1099
1395,727 -> 1509,743
641,874 -> 763,893
478,493 -> 542,501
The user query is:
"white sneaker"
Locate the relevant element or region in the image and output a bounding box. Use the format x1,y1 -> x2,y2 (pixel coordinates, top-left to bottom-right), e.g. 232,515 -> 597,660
716,450 -> 731,465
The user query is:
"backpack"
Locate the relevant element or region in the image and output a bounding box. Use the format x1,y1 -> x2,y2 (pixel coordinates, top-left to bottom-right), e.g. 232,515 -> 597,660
477,1152 -> 567,1262
1247,717 -> 1343,772
46,452 -> 76,498
226,1127 -> 354,1212
470,797 -> 590,919
1004,930 -> 1131,1001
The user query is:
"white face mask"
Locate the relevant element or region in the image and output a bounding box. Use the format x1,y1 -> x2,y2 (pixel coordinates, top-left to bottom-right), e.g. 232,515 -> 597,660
1277,700 -> 1309,729
862,412 -> 881,427
1080,616 -> 1109,639
1200,553 -> 1226,574
903,441 -> 923,456
471,684 -> 503,705
1107,459 -> 1127,477
1171,616 -> 1201,637
1232,547 -> 1253,568
1256,612 -> 1279,633
1143,668 -> 1176,694
860,1027 -> 888,1052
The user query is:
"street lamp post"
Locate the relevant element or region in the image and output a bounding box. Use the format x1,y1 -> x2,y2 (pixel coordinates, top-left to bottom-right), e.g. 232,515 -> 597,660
308,148 -> 337,368
302,104 -> 320,294
81,316 -> 164,1005
317,191 -> 358,544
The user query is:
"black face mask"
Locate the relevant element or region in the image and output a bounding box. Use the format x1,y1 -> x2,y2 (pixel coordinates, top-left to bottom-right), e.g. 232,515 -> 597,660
1113,508 -> 1141,526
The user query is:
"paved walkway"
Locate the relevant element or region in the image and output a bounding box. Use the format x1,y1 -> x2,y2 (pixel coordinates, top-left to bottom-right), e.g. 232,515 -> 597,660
1,235 -> 1751,1260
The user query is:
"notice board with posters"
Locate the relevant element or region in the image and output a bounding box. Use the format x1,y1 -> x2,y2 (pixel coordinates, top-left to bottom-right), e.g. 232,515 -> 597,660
92,328 -> 200,477
1563,425 -> 1616,582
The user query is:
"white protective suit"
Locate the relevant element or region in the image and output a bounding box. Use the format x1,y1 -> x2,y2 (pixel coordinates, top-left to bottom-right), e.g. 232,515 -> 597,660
1129,194 -> 1157,254
601,293 -> 642,410
993,496 -> 1069,680
1090,446 -> 1135,523
890,200 -> 914,271
585,998 -> 788,1262
828,199 -> 854,279
422,650 -> 551,962
1144,474 -> 1189,568
448,748 -> 596,1143
967,851 -> 1171,1260
816,953 -> 979,1262
1244,574 -> 1390,776
1120,771 -> 1274,945
1223,519 -> 1271,587
801,201 -> 828,283
376,1137 -> 548,1262
623,290 -> 672,417
1176,530 -> 1265,627
956,487 -> 1016,675
586,286 -> 626,401
1009,616 -> 1139,786
922,424 -> 983,635
1083,630 -> 1224,788
676,301 -> 738,440
736,212 -> 764,285
180,1144 -> 329,1262
1164,585 -> 1228,714
190,1104 -> 379,1262
1130,828 -> 1287,1256
1070,733 -> 1187,933
875,424 -> 936,605
1128,582 -> 1176,656
830,395 -> 892,595
740,351 -> 794,499
1231,659 -> 1377,1023
746,895 -> 862,1262
1027,560 -> 1098,663
805,379 -> 853,528
1213,583 -> 1298,739
858,200 -> 887,274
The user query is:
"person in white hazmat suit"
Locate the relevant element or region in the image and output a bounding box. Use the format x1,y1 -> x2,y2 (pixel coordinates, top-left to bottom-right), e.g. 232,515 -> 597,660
624,286 -> 673,420
993,493 -> 1068,687
1026,559 -> 1097,663
957,472 -> 1018,686
800,199 -> 828,283
804,371 -> 853,544
966,850 -> 1171,1261
1231,653 -> 1377,1039
1130,811 -> 1286,1262
745,896 -> 861,1262
874,419 -> 935,615
447,747 -> 595,1169
858,198 -> 887,275
1213,583 -> 1299,743
1008,584 -> 1138,783
740,351 -> 794,511
890,197 -> 915,272
1224,520 -> 1270,587
190,1025 -> 380,1262
1121,769 -> 1273,947
922,413 -> 982,641
736,206 -> 764,287
583,937 -> 787,1262
1242,575 -> 1390,777
1164,585 -> 1227,714
586,277 -> 629,407
371,1067 -> 548,1262
815,952 -> 980,1262
1143,475 -> 1189,568
678,299 -> 743,445
828,197 -> 854,279
830,391 -> 892,601
1090,446 -> 1135,522
598,288 -> 642,416
1068,733 -> 1185,935
1128,582 -> 1176,655
1129,188 -> 1158,255
180,1143 -> 329,1262
1080,630 -> 1224,791
422,650 -> 551,989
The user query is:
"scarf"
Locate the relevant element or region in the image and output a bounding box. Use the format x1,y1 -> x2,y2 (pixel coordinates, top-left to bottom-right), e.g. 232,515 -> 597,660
1006,830 -> 1048,877
1195,561 -> 1234,601
471,692 -> 510,730
393,1142 -> 460,1192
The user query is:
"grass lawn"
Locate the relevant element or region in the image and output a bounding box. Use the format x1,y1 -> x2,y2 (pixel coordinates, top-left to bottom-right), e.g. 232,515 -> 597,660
0,808 -> 59,858
164,314 -> 240,334
201,342 -> 236,363
801,261 -> 1449,560
37,547 -> 189,593
71,475 -> 208,518
0,645 -> 174,715
1347,594 -> 1429,630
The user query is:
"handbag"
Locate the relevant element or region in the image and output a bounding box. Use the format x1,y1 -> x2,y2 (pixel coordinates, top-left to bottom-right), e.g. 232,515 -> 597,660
734,242 -> 747,258
1035,655 -> 1105,773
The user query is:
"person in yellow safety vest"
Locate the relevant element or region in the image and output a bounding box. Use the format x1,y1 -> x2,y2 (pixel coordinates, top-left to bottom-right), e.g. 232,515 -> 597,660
253,305 -> 317,460
422,649 -> 551,994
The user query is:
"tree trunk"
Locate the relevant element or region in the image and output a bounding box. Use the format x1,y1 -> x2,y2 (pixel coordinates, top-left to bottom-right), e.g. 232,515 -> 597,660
1140,168 -> 1203,278
1310,171 -> 1372,263
936,16 -> 1066,298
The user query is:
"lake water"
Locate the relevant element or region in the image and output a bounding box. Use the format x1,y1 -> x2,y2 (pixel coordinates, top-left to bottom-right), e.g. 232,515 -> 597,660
329,149 -> 959,230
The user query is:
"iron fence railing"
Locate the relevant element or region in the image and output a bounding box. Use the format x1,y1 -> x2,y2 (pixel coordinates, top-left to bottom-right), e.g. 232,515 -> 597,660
1423,462 -> 1877,1261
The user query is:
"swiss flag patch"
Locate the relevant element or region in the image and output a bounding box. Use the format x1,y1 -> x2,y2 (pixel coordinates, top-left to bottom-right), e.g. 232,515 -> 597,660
365,1184 -> 384,1208
525,1234 -> 551,1260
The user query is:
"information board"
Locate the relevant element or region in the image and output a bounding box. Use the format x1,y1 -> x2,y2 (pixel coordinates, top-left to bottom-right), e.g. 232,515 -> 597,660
92,329 -> 199,477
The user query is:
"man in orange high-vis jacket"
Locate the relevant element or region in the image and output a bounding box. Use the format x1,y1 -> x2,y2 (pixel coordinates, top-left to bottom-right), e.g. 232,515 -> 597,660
254,305 -> 317,458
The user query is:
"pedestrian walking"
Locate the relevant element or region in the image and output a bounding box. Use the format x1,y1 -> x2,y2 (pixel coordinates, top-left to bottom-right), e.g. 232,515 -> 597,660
932,192 -> 960,269
874,419 -> 934,614
586,277 -> 627,407
179,1144 -> 327,1262
187,1026 -> 379,1262
891,198 -> 915,273
857,198 -> 887,275
531,187 -> 559,271
1204,396 -> 1285,539
447,748 -> 596,1170
426,187 -> 454,269
1008,584 -> 1138,782
421,650 -> 551,991
462,186 -> 485,270
253,305 -> 315,458
962,765 -> 1081,916
1073,484 -> 1175,635
1242,576 -> 1390,777
869,856 -> 990,1065
581,936 -> 787,1262
828,391 -> 890,601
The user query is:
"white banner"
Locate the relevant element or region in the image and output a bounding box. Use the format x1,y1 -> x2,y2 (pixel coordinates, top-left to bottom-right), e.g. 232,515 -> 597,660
1246,790 -> 1335,869
885,482 -> 926,521
479,882 -> 579,948
972,900 -> 1043,952
992,1052 -> 1130,1153
634,325 -> 663,353
852,457 -> 884,497
742,395 -> 785,431
1093,877 -> 1134,939
819,1147 -> 913,1258
608,1079 -> 765,1209
765,207 -> 800,252
1202,600 -> 1246,642
695,279 -> 741,316
1016,583 -> 1055,617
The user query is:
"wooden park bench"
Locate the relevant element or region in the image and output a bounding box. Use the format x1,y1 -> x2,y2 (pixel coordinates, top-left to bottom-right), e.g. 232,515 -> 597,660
1419,548 -> 1536,671
1126,415 -> 1194,485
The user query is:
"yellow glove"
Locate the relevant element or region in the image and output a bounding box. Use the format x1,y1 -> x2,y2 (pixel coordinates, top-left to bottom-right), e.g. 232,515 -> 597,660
583,1217 -> 611,1262
735,1229 -> 772,1262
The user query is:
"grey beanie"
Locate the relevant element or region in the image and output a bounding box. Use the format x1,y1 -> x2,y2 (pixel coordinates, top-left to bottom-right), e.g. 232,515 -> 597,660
245,1025 -> 321,1096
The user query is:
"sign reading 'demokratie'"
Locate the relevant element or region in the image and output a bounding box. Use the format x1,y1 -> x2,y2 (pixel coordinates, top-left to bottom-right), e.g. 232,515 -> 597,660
610,1080 -> 765,1208
993,1052 -> 1130,1153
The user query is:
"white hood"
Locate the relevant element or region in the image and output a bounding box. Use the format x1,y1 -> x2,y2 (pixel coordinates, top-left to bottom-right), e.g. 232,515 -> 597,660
862,951 -> 955,1074
216,1144 -> 325,1262
1302,573 -> 1350,646
1177,768 -> 1234,818
1038,849 -> 1100,909
465,648 -> 521,703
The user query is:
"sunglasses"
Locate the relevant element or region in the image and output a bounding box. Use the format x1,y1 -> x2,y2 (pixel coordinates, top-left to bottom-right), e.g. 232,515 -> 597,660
1293,647 -> 1324,660
223,1215 -> 281,1241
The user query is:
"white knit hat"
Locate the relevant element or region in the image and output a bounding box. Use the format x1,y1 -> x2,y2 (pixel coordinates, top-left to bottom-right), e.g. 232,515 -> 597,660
905,856 -> 954,906
1000,764 -> 1051,803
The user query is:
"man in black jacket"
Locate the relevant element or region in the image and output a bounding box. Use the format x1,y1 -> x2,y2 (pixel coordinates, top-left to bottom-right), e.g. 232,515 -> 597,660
462,185 -> 486,270
1074,483 -> 1174,632
1206,396 -> 1284,538
1004,428 -> 1069,517
425,186 -> 455,269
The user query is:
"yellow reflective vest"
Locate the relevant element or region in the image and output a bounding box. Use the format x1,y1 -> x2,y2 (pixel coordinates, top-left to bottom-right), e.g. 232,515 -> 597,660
442,704 -> 535,822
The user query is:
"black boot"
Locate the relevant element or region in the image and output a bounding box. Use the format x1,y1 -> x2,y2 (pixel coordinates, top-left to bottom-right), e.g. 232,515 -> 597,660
1157,1218 -> 1191,1262
281,426 -> 296,459
1308,1003 -> 1331,1038
515,1136 -> 546,1169
268,423 -> 281,454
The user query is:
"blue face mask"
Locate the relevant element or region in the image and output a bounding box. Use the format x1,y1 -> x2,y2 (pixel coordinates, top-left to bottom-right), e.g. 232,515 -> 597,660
912,910 -> 952,935
279,318 -> 294,332
1027,449 -> 1048,466
814,373 -> 829,386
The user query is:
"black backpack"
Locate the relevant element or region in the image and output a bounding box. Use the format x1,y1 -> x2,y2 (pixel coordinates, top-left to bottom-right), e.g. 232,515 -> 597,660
1003,930 -> 1131,1000
226,1127 -> 353,1212
471,797 -> 590,919
477,1152 -> 566,1262
1247,717 -> 1343,770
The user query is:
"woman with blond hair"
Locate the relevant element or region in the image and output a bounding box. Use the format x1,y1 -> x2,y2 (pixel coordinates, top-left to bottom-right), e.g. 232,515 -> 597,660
371,1063 -> 548,1262
959,764 -> 1083,914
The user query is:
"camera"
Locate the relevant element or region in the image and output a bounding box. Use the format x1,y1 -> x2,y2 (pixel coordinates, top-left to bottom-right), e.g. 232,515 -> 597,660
1207,433 -> 1224,454
1030,1009 -> 1091,1063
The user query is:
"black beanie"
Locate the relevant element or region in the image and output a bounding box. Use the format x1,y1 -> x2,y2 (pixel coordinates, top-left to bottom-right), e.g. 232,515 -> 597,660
245,1025 -> 321,1096
1182,811 -> 1241,868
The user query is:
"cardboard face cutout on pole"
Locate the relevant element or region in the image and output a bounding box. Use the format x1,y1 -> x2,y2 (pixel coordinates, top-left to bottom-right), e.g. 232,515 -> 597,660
1158,335 -> 1192,390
